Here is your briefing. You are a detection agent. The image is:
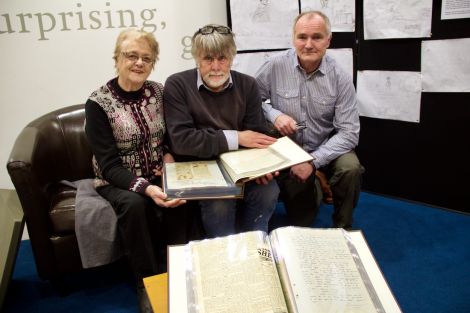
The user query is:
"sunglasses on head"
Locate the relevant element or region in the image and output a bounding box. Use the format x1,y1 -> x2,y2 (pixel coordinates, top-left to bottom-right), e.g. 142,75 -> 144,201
197,25 -> 232,35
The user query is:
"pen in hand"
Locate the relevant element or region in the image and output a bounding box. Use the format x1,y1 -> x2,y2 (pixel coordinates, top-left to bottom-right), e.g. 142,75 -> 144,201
296,121 -> 307,130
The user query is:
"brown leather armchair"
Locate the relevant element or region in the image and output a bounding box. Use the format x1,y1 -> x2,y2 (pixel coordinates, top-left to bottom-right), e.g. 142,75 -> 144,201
6,104 -> 92,281
7,104 -> 205,283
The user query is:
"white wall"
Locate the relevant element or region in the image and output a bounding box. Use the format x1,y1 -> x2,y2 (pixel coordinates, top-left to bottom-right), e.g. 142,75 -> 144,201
0,0 -> 227,188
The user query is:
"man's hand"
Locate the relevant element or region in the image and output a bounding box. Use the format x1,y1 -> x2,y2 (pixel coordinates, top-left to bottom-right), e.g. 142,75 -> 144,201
145,185 -> 186,208
238,130 -> 277,148
163,153 -> 175,163
274,114 -> 297,136
290,162 -> 316,183
255,171 -> 279,185
153,153 -> 175,176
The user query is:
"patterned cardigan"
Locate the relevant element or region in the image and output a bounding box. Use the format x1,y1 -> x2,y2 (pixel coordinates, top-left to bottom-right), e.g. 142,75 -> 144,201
85,78 -> 167,194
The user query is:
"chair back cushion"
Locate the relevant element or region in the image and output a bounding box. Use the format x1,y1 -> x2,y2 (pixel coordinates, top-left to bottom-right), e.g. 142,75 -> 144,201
28,104 -> 93,184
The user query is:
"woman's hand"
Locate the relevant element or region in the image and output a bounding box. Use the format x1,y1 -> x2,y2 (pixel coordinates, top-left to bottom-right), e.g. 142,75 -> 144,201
145,184 -> 186,208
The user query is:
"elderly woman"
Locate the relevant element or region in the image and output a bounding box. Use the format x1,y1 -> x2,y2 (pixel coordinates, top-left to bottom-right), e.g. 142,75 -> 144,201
85,28 -> 185,312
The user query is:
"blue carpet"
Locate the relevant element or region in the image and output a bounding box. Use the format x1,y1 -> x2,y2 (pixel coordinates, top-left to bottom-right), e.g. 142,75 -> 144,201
3,192 -> 470,313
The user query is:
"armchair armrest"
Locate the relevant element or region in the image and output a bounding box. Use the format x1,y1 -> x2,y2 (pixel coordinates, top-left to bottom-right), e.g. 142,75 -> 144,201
7,104 -> 94,280
7,126 -> 57,279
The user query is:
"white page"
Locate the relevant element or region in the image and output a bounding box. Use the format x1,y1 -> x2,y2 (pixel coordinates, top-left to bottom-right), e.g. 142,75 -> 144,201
188,232 -> 288,313
220,148 -> 286,175
271,228 -> 379,313
233,51 -> 281,77
349,232 -> 402,313
422,38 -> 470,92
168,245 -> 187,313
219,136 -> 313,182
441,0 -> 470,19
230,0 -> 299,50
357,70 -> 422,123
301,0 -> 355,32
363,0 -> 432,39
169,230 -> 402,313
326,48 -> 354,78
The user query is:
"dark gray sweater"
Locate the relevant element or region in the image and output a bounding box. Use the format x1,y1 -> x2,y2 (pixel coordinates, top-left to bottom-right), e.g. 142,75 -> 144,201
163,68 -> 269,161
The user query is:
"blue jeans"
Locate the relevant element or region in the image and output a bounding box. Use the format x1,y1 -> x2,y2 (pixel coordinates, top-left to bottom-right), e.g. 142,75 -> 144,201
199,180 -> 279,238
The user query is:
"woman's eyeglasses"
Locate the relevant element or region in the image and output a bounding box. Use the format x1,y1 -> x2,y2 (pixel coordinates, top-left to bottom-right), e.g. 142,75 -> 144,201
121,52 -> 154,65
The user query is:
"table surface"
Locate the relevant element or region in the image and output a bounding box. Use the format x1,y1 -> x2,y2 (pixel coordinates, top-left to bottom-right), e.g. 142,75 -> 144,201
0,189 -> 24,309
143,272 -> 168,313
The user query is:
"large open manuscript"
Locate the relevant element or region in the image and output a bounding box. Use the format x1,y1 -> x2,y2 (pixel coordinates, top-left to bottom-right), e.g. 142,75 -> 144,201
168,227 -> 402,313
162,136 -> 313,199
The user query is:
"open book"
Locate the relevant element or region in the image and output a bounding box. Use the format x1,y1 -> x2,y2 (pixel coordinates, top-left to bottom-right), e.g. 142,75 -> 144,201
168,227 -> 402,313
162,136 -> 313,199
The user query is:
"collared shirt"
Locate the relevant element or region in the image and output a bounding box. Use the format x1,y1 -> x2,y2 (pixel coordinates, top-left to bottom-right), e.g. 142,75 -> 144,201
255,48 -> 360,168
196,69 -> 238,150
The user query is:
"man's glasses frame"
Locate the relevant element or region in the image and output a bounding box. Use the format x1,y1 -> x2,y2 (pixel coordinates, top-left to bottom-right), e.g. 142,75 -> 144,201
197,25 -> 232,35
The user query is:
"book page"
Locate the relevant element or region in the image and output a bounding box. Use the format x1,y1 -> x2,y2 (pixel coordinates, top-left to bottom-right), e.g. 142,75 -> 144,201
349,232 -> 402,313
270,227 -> 382,313
219,136 -> 313,182
165,161 -> 228,189
168,246 -> 188,313
220,147 -> 286,176
187,231 -> 288,313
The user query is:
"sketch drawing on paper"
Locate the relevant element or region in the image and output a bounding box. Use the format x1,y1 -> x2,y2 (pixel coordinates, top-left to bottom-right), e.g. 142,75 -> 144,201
320,0 -> 329,9
252,0 -> 271,23
301,0 -> 355,32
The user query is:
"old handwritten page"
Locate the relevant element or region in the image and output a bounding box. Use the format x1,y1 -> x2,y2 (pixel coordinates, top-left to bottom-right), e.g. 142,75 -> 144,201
270,227 -> 383,313
164,161 -> 228,189
188,231 -> 288,313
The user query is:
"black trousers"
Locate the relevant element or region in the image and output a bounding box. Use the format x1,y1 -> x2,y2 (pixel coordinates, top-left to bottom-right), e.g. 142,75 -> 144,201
97,184 -> 203,283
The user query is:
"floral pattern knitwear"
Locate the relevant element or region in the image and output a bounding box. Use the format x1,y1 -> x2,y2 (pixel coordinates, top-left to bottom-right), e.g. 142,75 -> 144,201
89,79 -> 166,191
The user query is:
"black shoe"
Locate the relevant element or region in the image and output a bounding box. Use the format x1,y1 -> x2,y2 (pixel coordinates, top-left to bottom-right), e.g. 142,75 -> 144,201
137,285 -> 153,313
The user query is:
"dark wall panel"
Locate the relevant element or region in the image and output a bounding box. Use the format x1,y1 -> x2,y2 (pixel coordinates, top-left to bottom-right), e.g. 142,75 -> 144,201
355,0 -> 470,212
227,0 -> 470,212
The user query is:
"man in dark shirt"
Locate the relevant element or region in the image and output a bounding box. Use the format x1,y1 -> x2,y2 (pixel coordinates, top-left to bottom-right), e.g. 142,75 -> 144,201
164,24 -> 279,238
